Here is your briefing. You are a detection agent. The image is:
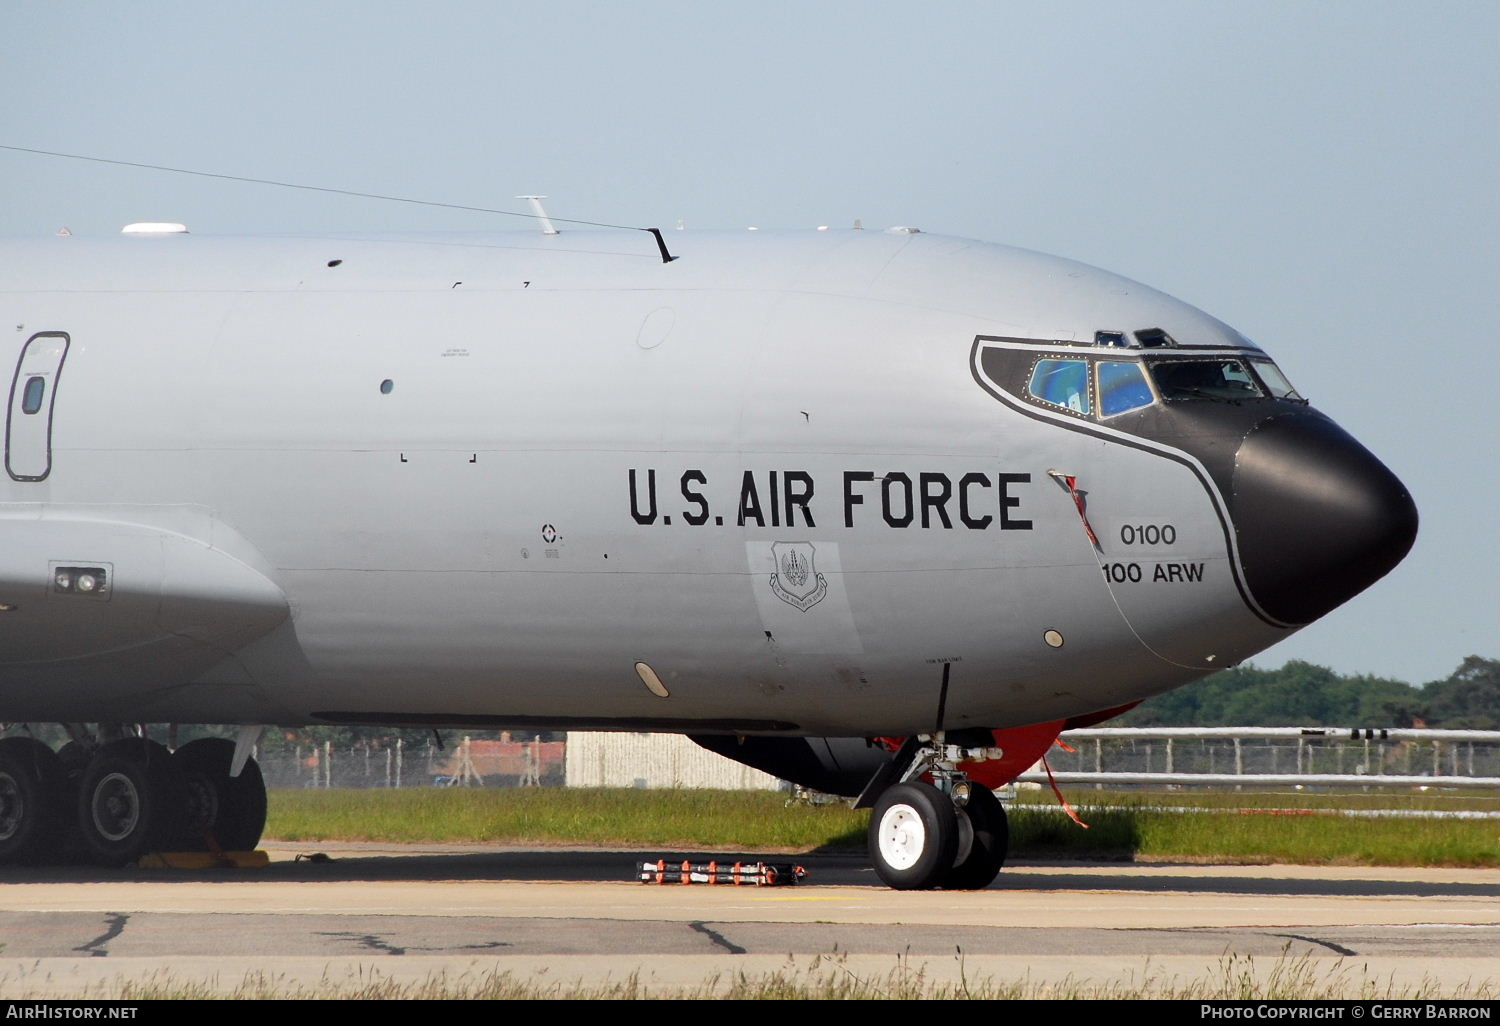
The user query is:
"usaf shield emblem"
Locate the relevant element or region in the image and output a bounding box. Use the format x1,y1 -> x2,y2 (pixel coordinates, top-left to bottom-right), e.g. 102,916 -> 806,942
769,541 -> 828,612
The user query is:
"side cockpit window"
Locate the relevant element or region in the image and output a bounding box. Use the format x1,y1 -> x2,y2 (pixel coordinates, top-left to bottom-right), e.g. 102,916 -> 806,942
1097,362 -> 1154,416
1151,359 -> 1264,401
1250,358 -> 1303,400
1028,359 -> 1091,415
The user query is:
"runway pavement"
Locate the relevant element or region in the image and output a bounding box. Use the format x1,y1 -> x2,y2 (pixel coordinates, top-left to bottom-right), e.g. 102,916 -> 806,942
0,843 -> 1495,997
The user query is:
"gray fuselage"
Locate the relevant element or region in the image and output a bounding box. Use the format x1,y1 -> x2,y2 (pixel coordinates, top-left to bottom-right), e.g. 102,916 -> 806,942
0,227 -> 1416,735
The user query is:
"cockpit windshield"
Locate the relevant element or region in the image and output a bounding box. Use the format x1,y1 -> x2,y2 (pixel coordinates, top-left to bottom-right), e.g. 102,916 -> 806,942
1006,344 -> 1308,424
1150,359 -> 1263,401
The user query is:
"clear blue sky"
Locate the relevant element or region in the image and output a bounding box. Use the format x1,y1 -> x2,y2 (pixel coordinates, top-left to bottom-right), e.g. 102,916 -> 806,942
3,1 -> 1494,686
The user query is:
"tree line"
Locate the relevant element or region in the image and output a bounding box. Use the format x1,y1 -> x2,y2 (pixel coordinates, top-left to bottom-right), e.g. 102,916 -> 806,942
1115,655 -> 1499,729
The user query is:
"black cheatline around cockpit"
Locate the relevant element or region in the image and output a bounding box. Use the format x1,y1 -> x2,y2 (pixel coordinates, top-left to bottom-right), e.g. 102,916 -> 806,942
971,335 -> 1417,627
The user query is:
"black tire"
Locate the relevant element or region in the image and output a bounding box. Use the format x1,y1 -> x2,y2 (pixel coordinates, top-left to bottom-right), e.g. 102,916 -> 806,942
76,739 -> 184,867
172,738 -> 267,852
943,783 -> 1008,890
55,741 -> 92,779
867,781 -> 958,890
0,737 -> 65,865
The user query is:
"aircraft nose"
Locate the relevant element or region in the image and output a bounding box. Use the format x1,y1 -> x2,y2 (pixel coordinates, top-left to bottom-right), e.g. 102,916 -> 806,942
1230,412 -> 1418,626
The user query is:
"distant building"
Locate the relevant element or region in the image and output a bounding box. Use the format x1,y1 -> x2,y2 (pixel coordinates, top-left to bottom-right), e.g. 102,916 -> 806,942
564,732 -> 785,790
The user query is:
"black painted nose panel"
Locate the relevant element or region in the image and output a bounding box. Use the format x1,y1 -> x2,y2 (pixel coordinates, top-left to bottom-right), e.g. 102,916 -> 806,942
1231,413 -> 1418,625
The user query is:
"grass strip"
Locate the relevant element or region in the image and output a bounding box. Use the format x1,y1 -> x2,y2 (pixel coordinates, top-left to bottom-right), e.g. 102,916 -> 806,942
1008,806 -> 1498,866
267,787 -> 867,850
266,787 -> 1498,866
1010,786 -> 1498,812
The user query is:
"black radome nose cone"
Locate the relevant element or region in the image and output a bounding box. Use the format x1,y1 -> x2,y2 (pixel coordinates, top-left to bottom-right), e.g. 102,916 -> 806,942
1231,413 -> 1418,626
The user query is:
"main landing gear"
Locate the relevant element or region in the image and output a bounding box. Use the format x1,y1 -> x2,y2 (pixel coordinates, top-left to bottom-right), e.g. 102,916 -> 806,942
0,727 -> 268,868
0,737 -> 66,865
865,735 -> 1009,890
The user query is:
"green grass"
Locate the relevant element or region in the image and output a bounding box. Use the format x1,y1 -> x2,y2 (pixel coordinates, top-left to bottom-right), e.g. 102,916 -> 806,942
1004,787 -> 1498,866
267,787 -> 867,851
266,786 -> 1499,867
1007,806 -> 1498,866
1010,786 -> 1498,812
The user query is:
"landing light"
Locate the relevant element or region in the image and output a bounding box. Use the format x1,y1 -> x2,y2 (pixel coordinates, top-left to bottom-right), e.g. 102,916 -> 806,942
53,565 -> 109,597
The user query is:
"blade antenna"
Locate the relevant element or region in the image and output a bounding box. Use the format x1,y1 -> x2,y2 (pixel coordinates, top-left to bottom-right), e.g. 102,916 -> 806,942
516,195 -> 559,235
645,227 -> 678,264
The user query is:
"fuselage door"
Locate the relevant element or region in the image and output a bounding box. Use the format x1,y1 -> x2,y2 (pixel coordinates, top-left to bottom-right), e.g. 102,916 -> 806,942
6,331 -> 69,482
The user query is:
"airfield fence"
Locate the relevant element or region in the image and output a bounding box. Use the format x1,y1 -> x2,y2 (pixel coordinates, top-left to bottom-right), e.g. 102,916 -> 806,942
254,732 -> 779,790
249,727 -> 1500,791
257,734 -> 565,790
1027,727 -> 1500,789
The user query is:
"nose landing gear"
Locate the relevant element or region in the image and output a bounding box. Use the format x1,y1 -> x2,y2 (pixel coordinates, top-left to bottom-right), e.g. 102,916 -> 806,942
865,735 -> 1009,891
870,781 -> 957,889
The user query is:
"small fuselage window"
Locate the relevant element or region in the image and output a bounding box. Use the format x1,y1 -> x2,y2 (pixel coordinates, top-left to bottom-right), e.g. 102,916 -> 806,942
20,376 -> 45,415
1028,359 -> 1091,415
1150,359 -> 1263,401
1097,362 -> 1155,416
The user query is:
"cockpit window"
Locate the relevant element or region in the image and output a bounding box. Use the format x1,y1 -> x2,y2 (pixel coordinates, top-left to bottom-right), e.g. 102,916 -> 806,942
1028,359 -> 1091,415
1250,358 -> 1303,400
1134,327 -> 1176,348
1097,362 -> 1154,416
1150,359 -> 1264,401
